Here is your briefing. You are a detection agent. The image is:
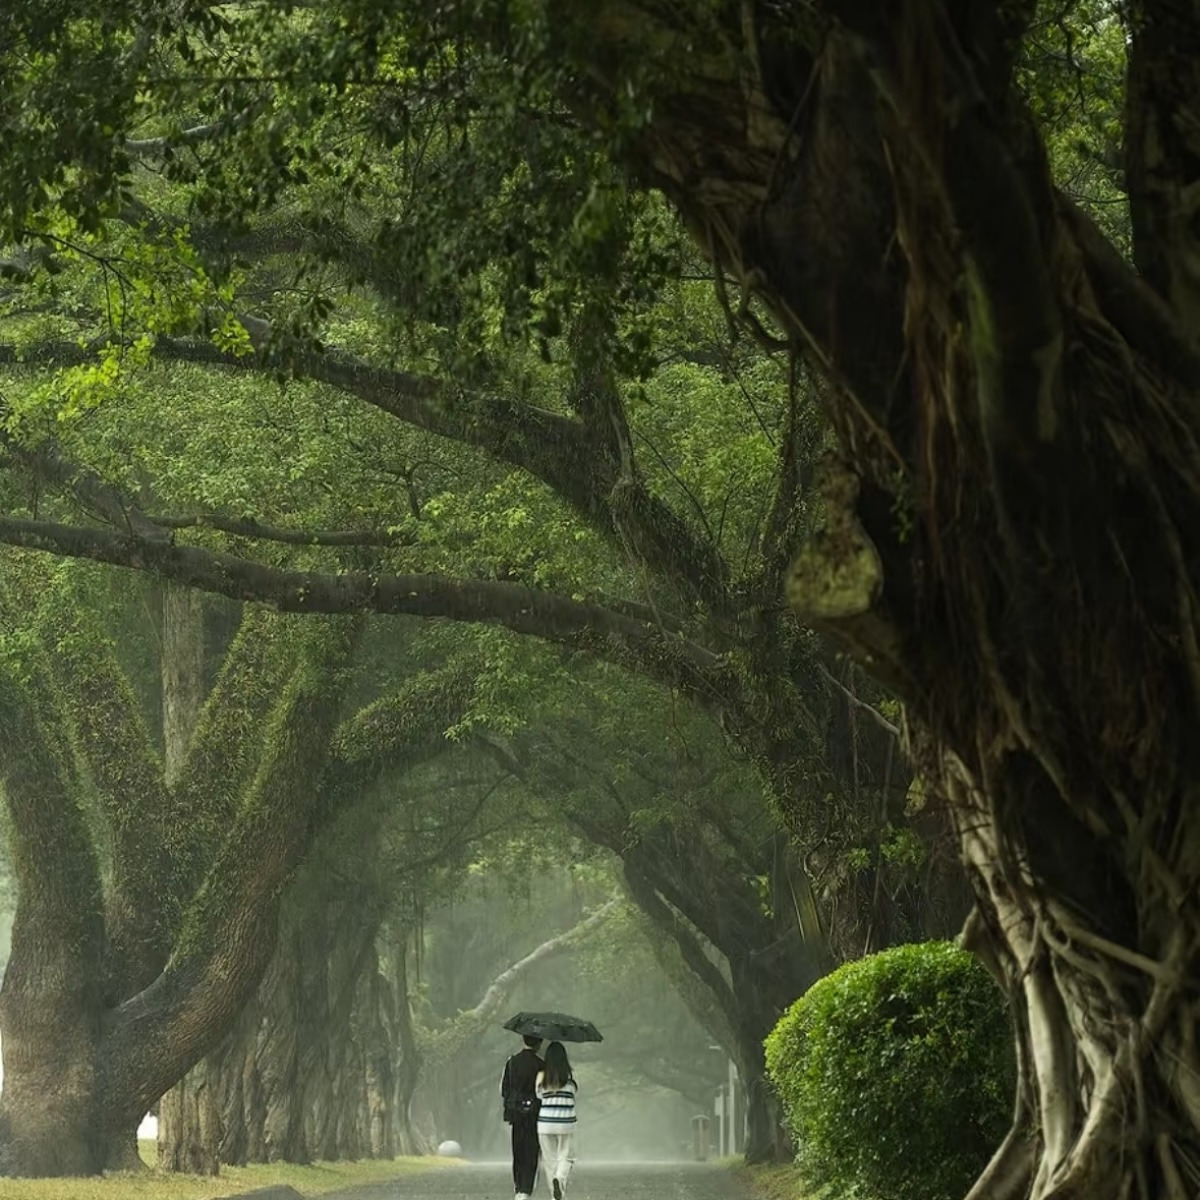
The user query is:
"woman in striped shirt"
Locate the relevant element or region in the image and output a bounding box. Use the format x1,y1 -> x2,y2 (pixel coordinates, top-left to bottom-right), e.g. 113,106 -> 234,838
535,1041 -> 577,1200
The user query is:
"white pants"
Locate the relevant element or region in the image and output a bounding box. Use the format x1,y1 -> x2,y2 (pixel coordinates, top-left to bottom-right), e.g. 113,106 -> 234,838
538,1130 -> 576,1194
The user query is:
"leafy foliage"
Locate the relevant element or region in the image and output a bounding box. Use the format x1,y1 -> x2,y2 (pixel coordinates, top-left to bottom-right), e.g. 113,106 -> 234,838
1019,0 -> 1128,251
764,941 -> 1015,1200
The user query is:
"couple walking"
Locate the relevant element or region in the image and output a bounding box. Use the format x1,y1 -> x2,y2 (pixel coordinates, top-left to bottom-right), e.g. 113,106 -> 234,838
501,1035 -> 578,1200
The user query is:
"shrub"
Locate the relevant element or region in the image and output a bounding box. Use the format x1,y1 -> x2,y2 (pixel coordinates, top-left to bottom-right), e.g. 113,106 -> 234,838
764,940 -> 1014,1200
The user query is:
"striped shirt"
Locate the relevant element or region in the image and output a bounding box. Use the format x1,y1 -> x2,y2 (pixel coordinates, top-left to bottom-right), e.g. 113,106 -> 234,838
535,1078 -> 577,1131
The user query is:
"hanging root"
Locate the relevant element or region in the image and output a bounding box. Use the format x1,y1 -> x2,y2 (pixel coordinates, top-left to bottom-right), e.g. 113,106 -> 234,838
938,745 -> 1200,1200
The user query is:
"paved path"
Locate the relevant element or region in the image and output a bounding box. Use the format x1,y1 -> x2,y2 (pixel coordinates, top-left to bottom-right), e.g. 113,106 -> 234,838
329,1161 -> 749,1200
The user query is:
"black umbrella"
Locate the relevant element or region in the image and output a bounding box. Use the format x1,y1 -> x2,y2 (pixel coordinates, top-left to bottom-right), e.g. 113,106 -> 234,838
503,1011 -> 603,1043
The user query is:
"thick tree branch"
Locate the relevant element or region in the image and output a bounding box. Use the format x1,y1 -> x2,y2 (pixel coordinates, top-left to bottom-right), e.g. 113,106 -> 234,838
567,6 -> 909,440
2,431 -> 416,548
167,608 -> 301,911
509,730 -> 775,961
6,421 -> 694,632
424,898 -> 620,1062
1,435 -> 167,540
122,101 -> 266,156
104,619 -> 360,1118
0,660 -> 104,968
0,628 -> 106,1075
37,601 -> 173,998
600,1043 -> 723,1110
319,661 -> 478,824
836,2 -> 1063,476
568,301 -> 732,610
1060,196 -> 1200,395
186,214 -> 427,313
0,327 -> 733,614
186,319 -> 733,614
621,863 -> 742,1044
146,512 -> 416,547
0,514 -> 733,705
624,834 -> 765,958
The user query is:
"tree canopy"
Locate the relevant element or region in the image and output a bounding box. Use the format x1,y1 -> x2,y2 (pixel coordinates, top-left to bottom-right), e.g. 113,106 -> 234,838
2,1 -> 1198,1196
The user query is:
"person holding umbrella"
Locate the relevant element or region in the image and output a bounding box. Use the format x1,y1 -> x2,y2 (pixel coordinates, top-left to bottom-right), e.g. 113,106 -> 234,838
502,1013 -> 601,1200
501,1034 -> 544,1200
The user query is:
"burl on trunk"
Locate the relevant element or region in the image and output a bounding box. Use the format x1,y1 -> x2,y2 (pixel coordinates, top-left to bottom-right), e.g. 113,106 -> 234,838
560,1 -> 1200,1196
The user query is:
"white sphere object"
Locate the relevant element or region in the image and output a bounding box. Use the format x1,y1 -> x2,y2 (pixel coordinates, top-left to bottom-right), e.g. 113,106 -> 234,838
437,1140 -> 463,1158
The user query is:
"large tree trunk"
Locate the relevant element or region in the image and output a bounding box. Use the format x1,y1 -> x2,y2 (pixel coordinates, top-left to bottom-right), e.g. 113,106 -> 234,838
0,596 -> 363,1179
0,898 -> 108,1175
0,620 -> 112,1176
551,4 -> 1200,1196
263,926 -> 312,1165
157,1060 -> 223,1175
363,966 -> 397,1160
156,584 -> 222,1173
155,661 -> 468,1174
0,608 -> 357,1178
182,886 -> 390,1169
727,957 -> 795,1165
618,824 -> 825,1165
219,1000 -> 264,1167
287,900 -> 386,1164
391,941 -> 425,1156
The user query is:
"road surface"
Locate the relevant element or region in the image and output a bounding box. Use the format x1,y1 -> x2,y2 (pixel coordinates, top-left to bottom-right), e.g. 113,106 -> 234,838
329,1160 -> 750,1200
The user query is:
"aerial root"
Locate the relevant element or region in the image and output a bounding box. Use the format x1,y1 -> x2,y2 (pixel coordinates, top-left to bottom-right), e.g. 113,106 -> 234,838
1157,1133 -> 1188,1200
963,1107 -> 1035,1200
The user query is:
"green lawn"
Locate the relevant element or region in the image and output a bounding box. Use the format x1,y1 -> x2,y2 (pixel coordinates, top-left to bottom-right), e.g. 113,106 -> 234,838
733,1161 -> 815,1200
0,1149 -> 452,1200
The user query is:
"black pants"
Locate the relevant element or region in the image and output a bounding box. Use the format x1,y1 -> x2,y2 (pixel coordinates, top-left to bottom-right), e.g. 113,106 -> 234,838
511,1115 -> 540,1195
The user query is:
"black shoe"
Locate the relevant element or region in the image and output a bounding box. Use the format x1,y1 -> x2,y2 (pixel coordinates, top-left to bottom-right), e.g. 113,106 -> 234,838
552,1179 -> 562,1200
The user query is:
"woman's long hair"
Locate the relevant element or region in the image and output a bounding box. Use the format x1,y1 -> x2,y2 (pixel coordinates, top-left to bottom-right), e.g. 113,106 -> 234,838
542,1041 -> 575,1089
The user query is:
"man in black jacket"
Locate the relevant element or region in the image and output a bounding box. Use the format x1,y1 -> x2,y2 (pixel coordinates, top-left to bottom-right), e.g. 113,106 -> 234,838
501,1035 -> 543,1198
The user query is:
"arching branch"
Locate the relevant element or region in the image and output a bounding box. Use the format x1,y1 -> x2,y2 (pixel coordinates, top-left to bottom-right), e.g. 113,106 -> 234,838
0,514 -> 735,707
122,100 -> 267,157
145,513 -> 416,547
1,434 -> 167,540
36,600 -> 172,997
319,660 -> 478,823
621,863 -> 741,1044
167,607 -> 302,907
0,324 -> 734,615
103,619 -> 361,1120
0,644 -> 105,994
423,899 -> 620,1062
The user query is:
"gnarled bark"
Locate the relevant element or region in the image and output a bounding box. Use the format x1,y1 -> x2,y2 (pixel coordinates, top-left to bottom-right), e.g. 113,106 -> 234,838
159,659 -> 476,1171
9,1 -> 1195,1192
0,647 -> 107,1176
536,3 -> 1200,1196
0,590 -> 357,1177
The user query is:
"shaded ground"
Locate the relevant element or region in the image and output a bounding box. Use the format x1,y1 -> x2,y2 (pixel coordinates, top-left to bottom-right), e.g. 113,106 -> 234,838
327,1161 -> 748,1200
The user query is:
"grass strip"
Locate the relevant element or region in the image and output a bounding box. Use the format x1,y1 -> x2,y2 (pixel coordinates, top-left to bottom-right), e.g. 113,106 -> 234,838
0,1149 -> 454,1200
731,1161 -> 817,1200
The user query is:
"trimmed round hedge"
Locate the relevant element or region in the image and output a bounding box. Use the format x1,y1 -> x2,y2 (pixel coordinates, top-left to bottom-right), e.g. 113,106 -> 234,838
764,940 -> 1014,1200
